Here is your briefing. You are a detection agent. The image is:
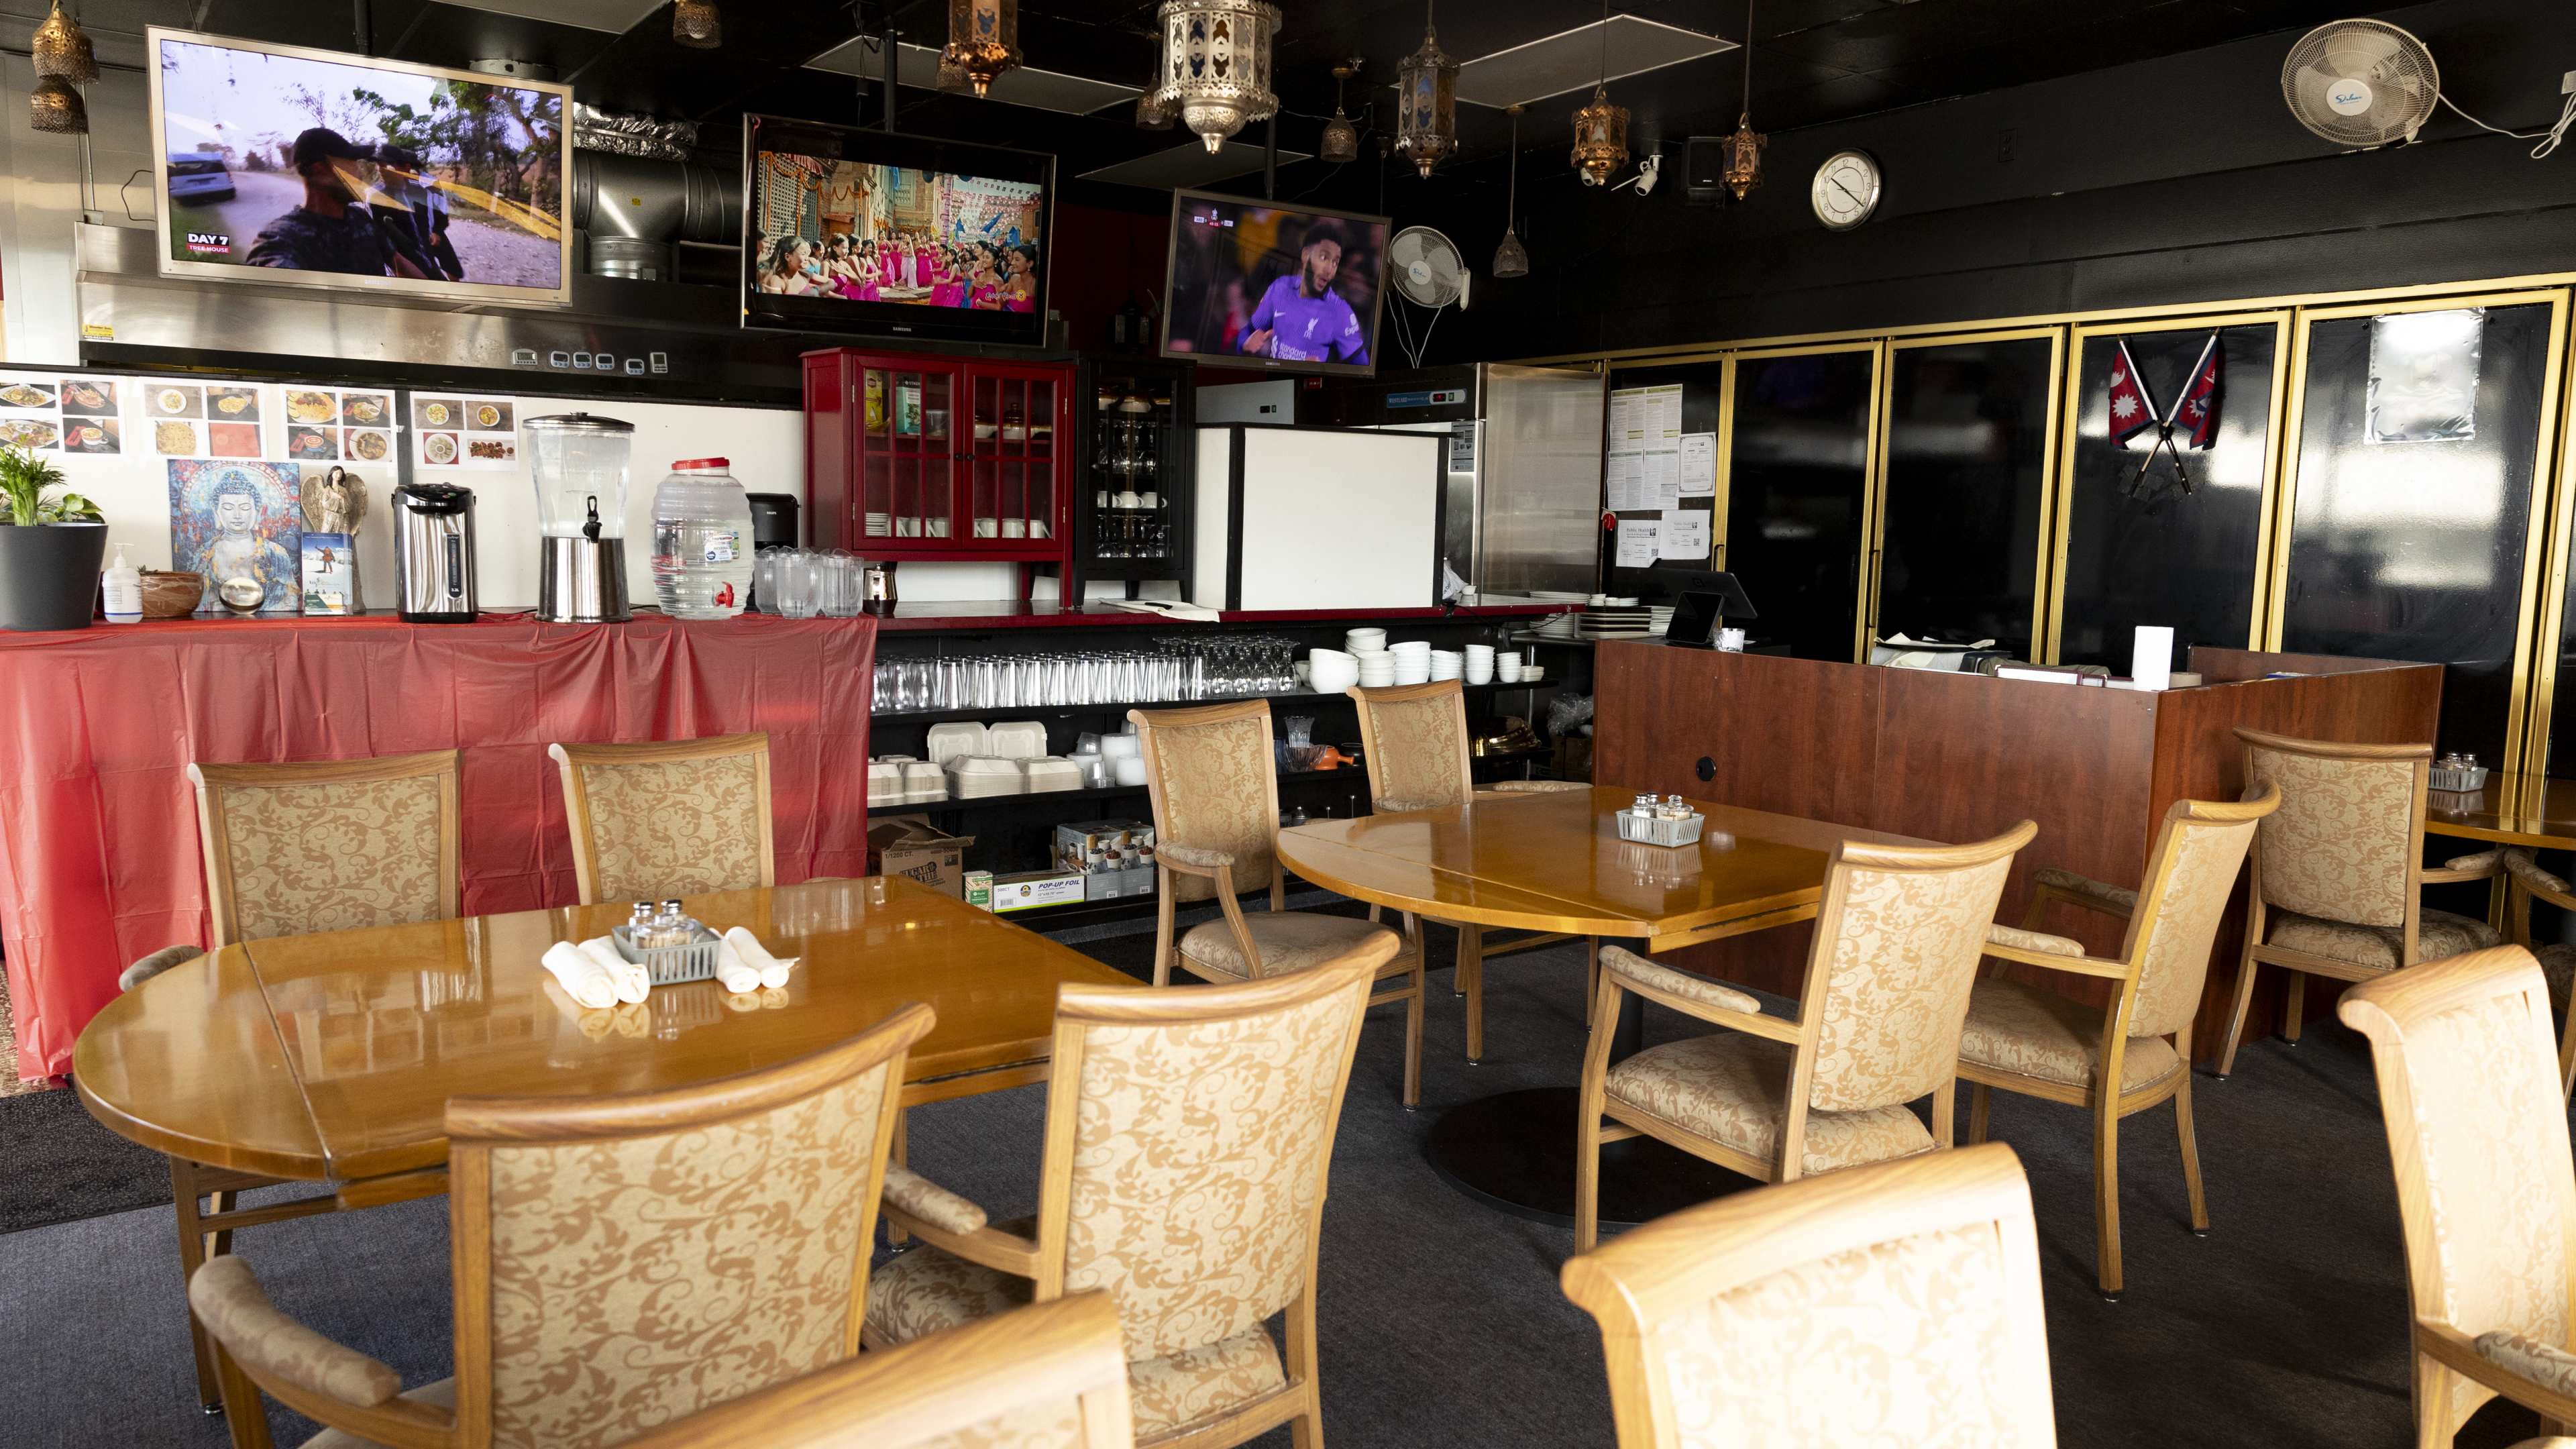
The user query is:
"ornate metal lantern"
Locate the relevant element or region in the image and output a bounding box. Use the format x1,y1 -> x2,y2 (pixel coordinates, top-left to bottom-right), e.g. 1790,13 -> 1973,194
672,0 -> 720,49
1136,88 -> 1175,129
1492,105 -> 1529,278
943,0 -> 1020,99
1718,112 -> 1766,199
1570,85 -> 1628,186
1319,62 -> 1358,165
32,1 -> 96,85
28,73 -> 85,135
1393,5 -> 1457,179
1155,0 -> 1281,156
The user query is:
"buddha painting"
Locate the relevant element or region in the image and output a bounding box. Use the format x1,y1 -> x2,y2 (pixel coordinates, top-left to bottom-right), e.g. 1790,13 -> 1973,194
168,460 -> 303,613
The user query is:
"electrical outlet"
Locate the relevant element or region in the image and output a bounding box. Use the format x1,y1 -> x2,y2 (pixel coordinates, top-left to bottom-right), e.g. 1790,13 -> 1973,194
2563,68 -> 2576,95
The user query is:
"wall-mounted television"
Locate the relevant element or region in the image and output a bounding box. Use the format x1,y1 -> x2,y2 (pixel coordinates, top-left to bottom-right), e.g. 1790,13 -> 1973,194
148,28 -> 572,306
1159,189 -> 1389,379
741,115 -> 1055,347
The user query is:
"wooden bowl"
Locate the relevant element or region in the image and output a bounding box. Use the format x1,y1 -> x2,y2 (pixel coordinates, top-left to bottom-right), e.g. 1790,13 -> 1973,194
138,570 -> 205,619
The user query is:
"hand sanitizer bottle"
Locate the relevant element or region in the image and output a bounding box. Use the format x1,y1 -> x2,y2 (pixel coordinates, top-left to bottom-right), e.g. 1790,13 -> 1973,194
102,546 -> 142,624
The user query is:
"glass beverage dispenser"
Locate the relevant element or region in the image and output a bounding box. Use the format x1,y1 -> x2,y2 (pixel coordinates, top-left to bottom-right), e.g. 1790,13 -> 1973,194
526,413 -> 635,623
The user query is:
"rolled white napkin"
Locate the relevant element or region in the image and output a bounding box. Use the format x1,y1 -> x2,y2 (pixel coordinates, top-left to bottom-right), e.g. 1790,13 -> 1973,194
540,941 -> 619,1010
712,936 -> 763,994
723,926 -> 799,990
579,936 -> 650,1004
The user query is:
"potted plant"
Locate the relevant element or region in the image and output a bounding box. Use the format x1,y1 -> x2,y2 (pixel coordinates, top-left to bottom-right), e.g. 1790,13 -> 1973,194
0,443 -> 107,631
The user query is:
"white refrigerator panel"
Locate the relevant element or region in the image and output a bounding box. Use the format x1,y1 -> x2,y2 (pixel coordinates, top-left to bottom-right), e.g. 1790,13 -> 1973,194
1193,427 -> 1444,611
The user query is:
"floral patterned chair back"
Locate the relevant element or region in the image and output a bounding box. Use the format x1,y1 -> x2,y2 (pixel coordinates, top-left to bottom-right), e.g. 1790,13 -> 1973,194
1346,682 -> 1472,812
1561,1142 -> 2057,1448
2239,729 -> 2422,929
549,733 -> 775,905
188,750 -> 462,947
2124,799 -> 2267,1041
1801,833 -> 2027,1115
445,1003 -> 932,1449
2340,947 -> 2576,1443
1132,701 -> 1281,905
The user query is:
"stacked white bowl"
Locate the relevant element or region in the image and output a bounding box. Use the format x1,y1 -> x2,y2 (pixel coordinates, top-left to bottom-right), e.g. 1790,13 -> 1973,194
1356,650 -> 1397,687
1346,627 -> 1387,655
1308,647 -> 1360,694
1464,644 -> 1495,684
1428,649 -> 1462,681
1390,640 -> 1433,685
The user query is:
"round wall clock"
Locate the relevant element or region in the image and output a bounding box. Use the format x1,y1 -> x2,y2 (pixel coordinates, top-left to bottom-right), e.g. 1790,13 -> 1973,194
1811,150 -> 1882,231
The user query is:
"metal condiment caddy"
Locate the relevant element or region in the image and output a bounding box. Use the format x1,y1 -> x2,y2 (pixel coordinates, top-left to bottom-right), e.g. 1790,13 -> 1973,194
1617,793 -> 1706,849
2429,752 -> 2489,794
611,898 -> 722,985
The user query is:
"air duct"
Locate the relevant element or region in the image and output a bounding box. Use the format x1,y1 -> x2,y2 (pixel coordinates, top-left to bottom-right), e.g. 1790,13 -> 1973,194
572,103 -> 698,162
571,151 -> 740,281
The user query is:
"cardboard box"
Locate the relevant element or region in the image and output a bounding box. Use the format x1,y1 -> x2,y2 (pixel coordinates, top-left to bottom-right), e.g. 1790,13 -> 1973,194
989,869 -> 1085,913
1083,865 -> 1157,902
1053,818 -> 1157,874
868,816 -> 973,897
963,870 -> 993,911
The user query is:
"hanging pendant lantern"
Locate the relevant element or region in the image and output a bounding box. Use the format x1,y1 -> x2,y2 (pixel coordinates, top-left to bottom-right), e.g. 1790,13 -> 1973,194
1493,105 -> 1529,278
1570,85 -> 1628,186
1155,0 -> 1281,156
31,0 -> 96,85
1319,61 -> 1358,165
1719,111 -> 1766,199
1136,87 -> 1175,129
672,0 -> 720,49
936,53 -> 974,93
1393,5 -> 1457,179
943,0 -> 1020,99
28,73 -> 86,135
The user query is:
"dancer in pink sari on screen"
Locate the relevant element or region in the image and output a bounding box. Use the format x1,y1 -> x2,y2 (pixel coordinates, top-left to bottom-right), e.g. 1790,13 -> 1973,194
967,247 -> 1004,310
1002,246 -> 1037,313
930,246 -> 967,308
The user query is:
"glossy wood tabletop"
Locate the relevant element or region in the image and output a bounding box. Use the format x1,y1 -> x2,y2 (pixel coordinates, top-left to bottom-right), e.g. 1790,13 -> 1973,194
1277,786 -> 1921,950
74,876 -> 1132,1183
2423,772 -> 2576,850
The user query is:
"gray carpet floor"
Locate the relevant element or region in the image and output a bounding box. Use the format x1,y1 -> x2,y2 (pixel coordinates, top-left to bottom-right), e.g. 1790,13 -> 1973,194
3,918 -> 2565,1448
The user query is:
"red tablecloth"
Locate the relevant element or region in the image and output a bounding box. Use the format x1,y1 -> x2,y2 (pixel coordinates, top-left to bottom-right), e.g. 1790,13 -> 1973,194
0,612 -> 873,1081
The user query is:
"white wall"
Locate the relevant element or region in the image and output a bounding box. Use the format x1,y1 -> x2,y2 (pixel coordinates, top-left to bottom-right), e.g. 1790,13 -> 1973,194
0,57 -> 152,368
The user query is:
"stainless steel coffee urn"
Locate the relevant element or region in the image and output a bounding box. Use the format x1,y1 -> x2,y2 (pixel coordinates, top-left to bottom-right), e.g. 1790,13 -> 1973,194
390,482 -> 478,623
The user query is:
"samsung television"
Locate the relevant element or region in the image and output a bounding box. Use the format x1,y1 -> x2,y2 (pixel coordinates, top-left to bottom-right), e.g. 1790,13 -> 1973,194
742,115 -> 1055,347
148,29 -> 573,305
1159,190 -> 1389,378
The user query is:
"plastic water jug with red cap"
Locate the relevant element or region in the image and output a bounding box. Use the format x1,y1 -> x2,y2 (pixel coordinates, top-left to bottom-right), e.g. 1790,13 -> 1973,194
651,456 -> 754,619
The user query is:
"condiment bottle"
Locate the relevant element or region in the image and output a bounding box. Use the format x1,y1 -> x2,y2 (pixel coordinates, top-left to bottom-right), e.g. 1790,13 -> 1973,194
102,546 -> 142,624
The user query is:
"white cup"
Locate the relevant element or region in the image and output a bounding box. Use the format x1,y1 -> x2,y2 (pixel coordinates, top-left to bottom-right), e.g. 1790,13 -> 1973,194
973,518 -> 998,538
1001,518 -> 1026,538
1116,490 -> 1142,508
1497,658 -> 1523,682
1114,756 -> 1148,786
1717,627 -> 1747,652
1465,661 -> 1493,684
1095,490 -> 1111,508
1140,491 -> 1160,508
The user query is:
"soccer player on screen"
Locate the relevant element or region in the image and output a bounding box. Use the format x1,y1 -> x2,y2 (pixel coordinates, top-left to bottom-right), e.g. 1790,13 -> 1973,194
1240,219 -> 1368,366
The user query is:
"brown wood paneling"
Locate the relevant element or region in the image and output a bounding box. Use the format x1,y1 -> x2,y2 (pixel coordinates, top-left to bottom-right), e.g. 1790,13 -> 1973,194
1591,645 -> 1881,826
2187,645 -> 2412,682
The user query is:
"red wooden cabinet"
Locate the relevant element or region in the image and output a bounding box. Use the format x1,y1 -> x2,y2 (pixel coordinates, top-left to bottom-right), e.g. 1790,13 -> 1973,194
803,347 -> 1073,562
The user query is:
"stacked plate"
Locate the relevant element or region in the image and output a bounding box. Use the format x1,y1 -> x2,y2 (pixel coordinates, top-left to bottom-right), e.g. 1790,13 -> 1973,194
1429,649 -> 1462,681
1356,650 -> 1397,687
1308,648 -> 1360,694
864,512 -> 892,537
1390,640 -> 1433,685
1346,627 -> 1387,654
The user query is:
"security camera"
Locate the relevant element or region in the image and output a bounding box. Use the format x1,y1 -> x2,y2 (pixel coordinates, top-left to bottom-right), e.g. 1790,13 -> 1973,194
1633,154 -> 1662,196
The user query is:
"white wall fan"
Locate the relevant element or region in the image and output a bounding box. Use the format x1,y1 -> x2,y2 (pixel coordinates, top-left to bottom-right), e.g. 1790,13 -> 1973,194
1385,225 -> 1468,368
2281,19 -> 2439,148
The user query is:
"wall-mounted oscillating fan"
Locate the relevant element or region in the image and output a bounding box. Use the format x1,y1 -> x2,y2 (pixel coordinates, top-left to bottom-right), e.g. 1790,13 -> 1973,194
1386,225 -> 1468,368
2282,19 -> 2440,148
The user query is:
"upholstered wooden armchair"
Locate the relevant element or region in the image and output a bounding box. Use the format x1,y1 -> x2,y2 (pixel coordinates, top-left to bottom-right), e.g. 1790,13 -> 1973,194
1130,699 -> 1426,1106
1574,821 -> 2037,1252
547,733 -> 775,905
188,1005 -> 932,1449
2215,729 -> 2502,1076
135,751 -> 466,1412
868,951 -> 1392,1449
1958,786 -> 2279,1298
1346,678 -> 1594,1059
1560,1142 -> 2058,1448
622,1292 -> 1136,1449
2479,849 -> 2576,1099
2340,947 -> 2576,1449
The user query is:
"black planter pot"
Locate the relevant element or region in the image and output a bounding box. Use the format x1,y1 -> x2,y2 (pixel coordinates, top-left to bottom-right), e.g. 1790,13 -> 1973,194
0,522 -> 107,631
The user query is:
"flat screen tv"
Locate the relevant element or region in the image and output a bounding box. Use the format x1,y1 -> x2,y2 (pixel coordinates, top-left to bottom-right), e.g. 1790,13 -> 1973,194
148,28 -> 573,305
1159,189 -> 1389,378
741,115 -> 1055,347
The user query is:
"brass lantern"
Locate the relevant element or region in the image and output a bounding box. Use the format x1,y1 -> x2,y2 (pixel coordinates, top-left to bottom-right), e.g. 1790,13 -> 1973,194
31,0 -> 96,85
28,73 -> 86,135
1393,5 -> 1456,179
1718,111 -> 1766,199
1319,62 -> 1358,165
1492,105 -> 1529,278
943,0 -> 1020,99
1570,85 -> 1627,186
1136,88 -> 1175,129
1156,0 -> 1281,156
672,0 -> 720,49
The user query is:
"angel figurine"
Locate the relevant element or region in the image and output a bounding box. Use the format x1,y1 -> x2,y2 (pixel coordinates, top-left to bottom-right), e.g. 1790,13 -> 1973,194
303,465 -> 366,539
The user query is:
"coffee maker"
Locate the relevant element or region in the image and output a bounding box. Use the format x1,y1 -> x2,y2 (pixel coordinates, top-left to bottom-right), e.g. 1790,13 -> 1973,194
390,482 -> 478,622
525,413 -> 634,623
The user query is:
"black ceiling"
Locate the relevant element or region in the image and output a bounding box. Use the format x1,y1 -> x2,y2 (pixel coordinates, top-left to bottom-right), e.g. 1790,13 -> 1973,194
114,0 -> 2383,203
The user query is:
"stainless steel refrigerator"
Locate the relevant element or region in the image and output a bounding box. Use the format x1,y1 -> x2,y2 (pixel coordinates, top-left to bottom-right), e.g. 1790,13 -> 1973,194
1298,364 -> 1605,601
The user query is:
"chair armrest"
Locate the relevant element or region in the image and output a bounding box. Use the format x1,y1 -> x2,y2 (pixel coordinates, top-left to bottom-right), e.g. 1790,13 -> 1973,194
119,945 -> 203,992
1599,946 -> 1799,1042
2029,868 -> 2137,920
1159,844 -> 1236,871
1988,924 -> 2084,957
1982,925 -> 2132,981
2504,847 -> 2576,902
1376,796 -> 1442,813
1488,780 -> 1589,794
883,1164 -> 986,1236
2423,849 -> 2504,885
2418,1319 -> 2576,1426
187,1256 -> 404,1408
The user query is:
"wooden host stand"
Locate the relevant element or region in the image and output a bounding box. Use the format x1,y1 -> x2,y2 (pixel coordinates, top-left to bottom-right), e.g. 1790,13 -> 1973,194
1593,644 -> 2444,1061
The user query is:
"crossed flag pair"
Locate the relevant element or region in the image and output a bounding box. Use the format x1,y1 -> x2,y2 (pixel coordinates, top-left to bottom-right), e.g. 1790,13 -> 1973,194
2107,333 -> 2222,494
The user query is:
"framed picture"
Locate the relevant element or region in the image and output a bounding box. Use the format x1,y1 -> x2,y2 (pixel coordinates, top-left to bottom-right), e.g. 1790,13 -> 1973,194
168,460 -> 301,613
301,532 -> 358,614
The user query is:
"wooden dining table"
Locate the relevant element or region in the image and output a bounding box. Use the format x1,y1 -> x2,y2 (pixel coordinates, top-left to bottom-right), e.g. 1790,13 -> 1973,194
1276,785 -> 1921,1227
